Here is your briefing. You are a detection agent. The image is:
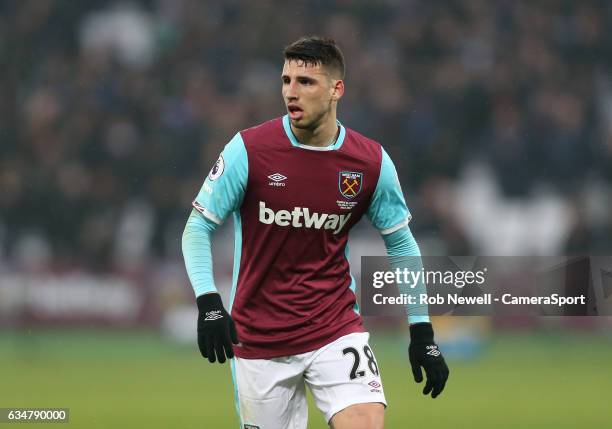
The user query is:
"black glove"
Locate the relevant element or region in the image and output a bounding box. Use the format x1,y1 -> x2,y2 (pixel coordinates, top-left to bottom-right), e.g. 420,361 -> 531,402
196,293 -> 239,363
409,322 -> 449,398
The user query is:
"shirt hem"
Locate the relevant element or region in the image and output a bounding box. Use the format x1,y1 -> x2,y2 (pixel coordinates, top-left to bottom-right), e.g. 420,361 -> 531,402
233,323 -> 365,359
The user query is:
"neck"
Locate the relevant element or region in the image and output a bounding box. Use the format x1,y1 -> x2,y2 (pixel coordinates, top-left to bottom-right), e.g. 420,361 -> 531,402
290,112 -> 339,147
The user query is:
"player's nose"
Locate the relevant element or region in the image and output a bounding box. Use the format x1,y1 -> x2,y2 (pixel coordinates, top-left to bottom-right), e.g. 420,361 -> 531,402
284,81 -> 299,100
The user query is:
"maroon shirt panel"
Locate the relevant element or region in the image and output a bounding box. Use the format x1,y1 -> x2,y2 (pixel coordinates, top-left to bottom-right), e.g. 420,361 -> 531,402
232,117 -> 383,358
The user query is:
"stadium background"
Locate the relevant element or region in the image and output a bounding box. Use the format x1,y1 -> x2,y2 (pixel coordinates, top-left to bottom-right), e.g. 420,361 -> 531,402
1,1 -> 611,428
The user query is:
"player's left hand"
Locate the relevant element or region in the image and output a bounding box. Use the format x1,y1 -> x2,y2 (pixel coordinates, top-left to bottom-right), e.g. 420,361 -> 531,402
408,322 -> 449,398
196,292 -> 239,364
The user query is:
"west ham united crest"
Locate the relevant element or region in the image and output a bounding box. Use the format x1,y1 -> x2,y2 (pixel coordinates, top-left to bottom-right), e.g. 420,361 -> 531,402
339,171 -> 363,199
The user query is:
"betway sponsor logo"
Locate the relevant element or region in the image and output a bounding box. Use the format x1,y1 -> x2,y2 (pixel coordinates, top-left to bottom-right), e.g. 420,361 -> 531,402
259,201 -> 350,234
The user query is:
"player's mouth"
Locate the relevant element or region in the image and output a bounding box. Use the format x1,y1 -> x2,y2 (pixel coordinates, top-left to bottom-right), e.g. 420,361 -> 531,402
287,104 -> 304,120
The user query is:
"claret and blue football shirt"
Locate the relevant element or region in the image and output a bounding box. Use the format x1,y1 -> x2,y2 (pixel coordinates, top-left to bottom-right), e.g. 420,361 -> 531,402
191,115 -> 411,359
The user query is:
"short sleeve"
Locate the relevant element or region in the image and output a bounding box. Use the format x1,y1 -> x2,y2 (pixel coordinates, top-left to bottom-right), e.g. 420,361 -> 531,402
192,133 -> 248,224
366,147 -> 412,235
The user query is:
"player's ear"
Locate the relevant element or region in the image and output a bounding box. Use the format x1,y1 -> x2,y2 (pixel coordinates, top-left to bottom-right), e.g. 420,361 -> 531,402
331,79 -> 344,101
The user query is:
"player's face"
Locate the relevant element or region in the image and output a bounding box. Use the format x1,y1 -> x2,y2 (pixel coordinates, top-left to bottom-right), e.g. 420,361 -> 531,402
281,60 -> 343,130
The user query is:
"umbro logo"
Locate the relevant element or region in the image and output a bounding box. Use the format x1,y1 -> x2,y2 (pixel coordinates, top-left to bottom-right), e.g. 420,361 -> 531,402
204,310 -> 223,321
426,345 -> 441,357
268,173 -> 287,187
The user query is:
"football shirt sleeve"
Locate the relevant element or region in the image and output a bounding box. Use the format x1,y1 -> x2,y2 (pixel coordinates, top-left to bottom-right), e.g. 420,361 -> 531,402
366,147 -> 412,234
182,209 -> 219,297
192,132 -> 248,225
382,226 -> 431,325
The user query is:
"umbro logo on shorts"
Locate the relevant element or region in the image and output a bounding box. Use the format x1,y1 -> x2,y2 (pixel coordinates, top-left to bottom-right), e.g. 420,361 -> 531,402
244,425 -> 260,429
368,380 -> 381,389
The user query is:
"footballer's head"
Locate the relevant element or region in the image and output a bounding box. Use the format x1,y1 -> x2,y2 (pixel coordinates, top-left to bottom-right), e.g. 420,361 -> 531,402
282,36 -> 345,130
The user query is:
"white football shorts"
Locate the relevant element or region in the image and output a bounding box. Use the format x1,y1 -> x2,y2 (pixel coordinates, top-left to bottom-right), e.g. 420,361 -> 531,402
230,332 -> 387,429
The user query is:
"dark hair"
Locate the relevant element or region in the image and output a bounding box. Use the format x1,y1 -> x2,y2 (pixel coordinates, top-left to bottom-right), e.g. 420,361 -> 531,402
283,36 -> 345,79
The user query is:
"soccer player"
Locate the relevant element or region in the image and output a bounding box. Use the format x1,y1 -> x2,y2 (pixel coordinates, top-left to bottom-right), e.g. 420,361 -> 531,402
182,36 -> 449,429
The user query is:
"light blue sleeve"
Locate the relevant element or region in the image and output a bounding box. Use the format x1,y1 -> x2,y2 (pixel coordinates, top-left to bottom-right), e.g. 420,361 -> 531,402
366,147 -> 412,235
192,133 -> 248,225
382,226 -> 431,325
182,209 -> 219,297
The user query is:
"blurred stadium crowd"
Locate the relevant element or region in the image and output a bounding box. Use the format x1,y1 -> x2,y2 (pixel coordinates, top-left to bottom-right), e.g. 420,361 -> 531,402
2,0 -> 612,274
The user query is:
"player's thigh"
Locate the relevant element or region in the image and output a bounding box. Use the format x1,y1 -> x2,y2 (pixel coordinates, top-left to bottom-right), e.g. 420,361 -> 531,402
304,332 -> 387,424
233,356 -> 308,429
330,403 -> 385,429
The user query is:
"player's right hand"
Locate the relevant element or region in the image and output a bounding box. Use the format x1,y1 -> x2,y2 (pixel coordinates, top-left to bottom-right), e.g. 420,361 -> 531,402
196,293 -> 239,363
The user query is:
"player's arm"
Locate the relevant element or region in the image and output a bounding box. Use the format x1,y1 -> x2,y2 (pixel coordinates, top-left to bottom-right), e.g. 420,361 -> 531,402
366,147 -> 449,398
382,227 -> 449,398
182,132 -> 248,364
